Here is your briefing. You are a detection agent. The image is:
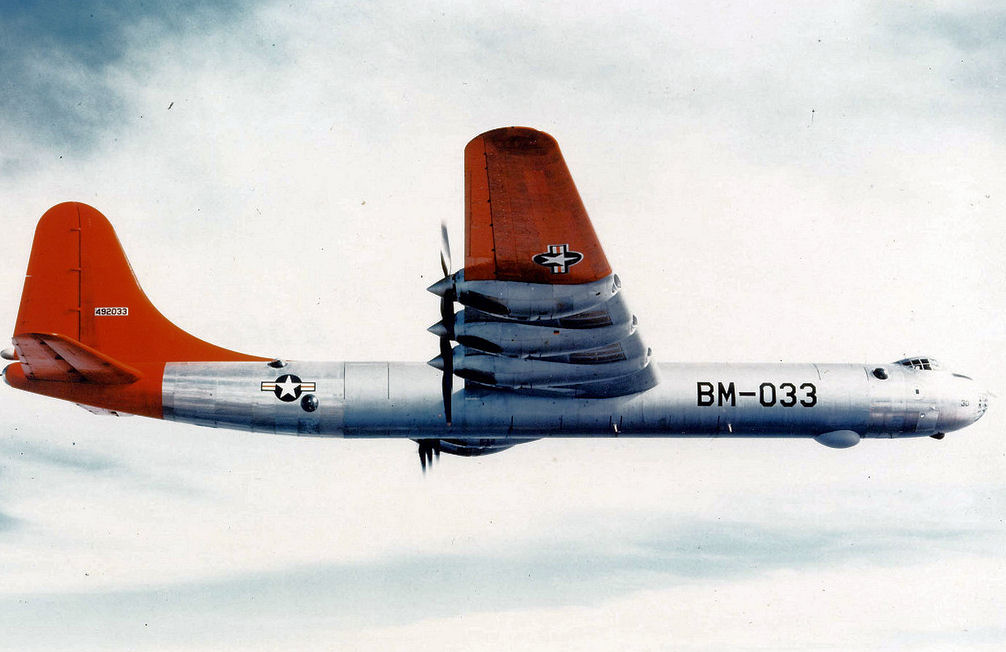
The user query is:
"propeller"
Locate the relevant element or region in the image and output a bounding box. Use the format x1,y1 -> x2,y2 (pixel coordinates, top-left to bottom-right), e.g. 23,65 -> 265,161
440,221 -> 451,278
427,221 -> 455,426
417,438 -> 441,473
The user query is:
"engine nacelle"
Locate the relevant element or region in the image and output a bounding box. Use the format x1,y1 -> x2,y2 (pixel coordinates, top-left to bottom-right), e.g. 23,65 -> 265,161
429,270 -> 621,321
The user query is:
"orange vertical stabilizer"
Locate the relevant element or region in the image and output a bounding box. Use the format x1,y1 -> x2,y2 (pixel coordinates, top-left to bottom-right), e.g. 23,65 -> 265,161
5,202 -> 265,417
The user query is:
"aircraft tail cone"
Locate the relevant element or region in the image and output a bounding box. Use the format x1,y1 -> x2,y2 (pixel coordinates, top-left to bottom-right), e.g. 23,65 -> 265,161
427,354 -> 445,371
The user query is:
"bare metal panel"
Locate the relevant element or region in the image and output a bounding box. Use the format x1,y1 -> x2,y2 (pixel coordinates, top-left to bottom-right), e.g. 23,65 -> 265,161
453,293 -> 636,357
164,361 -> 345,436
163,360 -> 984,442
433,271 -> 620,320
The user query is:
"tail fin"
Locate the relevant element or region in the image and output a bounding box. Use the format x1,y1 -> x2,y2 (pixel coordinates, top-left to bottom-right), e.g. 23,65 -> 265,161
14,202 -> 261,366
6,202 -> 263,417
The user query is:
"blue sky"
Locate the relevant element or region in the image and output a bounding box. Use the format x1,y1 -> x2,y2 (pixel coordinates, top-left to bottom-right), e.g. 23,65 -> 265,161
0,1 -> 1004,650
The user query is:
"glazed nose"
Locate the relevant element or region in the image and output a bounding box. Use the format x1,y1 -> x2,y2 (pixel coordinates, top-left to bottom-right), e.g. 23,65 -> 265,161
973,389 -> 991,423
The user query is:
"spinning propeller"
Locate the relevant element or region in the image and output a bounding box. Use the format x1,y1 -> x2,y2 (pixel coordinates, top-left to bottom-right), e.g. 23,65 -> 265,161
417,438 -> 440,473
428,222 -> 455,426
421,223 -> 456,471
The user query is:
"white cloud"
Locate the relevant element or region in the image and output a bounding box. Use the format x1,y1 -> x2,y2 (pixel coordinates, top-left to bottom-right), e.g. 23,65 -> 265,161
326,556 -> 1005,652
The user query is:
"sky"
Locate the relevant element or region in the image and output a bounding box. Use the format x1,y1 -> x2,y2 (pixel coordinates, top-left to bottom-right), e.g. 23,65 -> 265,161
0,1 -> 1004,650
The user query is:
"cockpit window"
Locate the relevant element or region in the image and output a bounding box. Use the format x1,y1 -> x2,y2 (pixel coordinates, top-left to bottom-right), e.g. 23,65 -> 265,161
895,357 -> 939,371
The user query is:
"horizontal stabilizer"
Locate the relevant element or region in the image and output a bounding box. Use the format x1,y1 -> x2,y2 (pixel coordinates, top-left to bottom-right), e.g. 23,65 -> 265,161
12,332 -> 142,384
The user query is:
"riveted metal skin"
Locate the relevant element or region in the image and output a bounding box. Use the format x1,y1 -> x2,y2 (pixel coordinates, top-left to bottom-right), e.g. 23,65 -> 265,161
450,297 -> 636,358
429,272 -> 654,397
448,335 -> 652,394
163,361 -> 345,435
161,360 -> 987,442
430,271 -> 621,321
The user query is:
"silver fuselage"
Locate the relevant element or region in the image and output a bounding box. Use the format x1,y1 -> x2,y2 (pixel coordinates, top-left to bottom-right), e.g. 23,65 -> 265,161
162,361 -> 987,441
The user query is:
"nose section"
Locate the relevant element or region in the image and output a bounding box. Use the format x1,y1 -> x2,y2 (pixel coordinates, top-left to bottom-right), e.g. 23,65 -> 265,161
939,374 -> 990,433
973,388 -> 992,424
958,382 -> 990,429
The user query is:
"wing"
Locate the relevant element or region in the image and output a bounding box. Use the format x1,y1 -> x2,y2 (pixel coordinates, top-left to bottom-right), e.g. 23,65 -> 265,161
465,127 -> 612,284
432,127 -> 657,397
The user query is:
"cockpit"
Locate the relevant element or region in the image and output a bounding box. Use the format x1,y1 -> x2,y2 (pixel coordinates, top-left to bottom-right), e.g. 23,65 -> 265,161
894,357 -> 940,371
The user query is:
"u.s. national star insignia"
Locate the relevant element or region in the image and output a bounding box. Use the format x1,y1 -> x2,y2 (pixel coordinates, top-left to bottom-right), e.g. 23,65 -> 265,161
261,374 -> 317,402
532,244 -> 583,274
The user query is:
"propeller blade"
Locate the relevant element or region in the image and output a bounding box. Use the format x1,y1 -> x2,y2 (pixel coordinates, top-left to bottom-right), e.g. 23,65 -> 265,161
440,221 -> 452,277
439,289 -> 455,425
418,439 -> 439,473
440,337 -> 453,426
440,298 -> 455,337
